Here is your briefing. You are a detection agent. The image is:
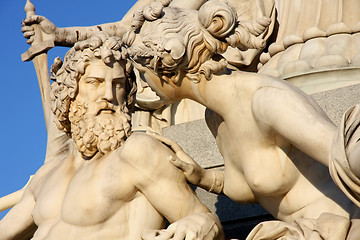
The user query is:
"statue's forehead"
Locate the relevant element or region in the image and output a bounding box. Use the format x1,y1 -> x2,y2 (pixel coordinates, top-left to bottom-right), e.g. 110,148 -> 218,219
85,60 -> 125,79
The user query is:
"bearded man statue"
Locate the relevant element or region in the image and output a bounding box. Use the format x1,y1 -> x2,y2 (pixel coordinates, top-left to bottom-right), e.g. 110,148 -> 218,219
0,32 -> 223,240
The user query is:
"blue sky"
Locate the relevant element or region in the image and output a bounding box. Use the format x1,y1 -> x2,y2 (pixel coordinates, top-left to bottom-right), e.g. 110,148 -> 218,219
0,0 -> 137,219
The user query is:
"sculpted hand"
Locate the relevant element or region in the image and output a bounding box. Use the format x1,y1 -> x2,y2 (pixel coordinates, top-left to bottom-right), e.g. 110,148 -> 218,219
147,132 -> 206,186
21,15 -> 57,45
142,213 -> 224,240
226,17 -> 271,50
246,17 -> 271,37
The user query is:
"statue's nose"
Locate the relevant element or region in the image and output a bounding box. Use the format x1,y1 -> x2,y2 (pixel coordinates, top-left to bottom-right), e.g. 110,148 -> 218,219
102,82 -> 114,102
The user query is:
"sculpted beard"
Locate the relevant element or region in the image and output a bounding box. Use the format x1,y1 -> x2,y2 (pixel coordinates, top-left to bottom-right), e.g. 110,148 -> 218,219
68,100 -> 131,157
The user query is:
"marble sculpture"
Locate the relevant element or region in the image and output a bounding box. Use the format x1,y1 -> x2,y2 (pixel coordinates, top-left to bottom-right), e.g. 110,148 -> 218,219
1,0 -> 360,239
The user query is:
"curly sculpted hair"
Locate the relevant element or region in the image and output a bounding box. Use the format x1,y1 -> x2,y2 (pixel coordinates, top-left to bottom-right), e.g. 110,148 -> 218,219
50,32 -> 136,134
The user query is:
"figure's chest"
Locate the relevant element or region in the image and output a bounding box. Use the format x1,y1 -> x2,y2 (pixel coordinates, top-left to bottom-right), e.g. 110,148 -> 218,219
68,161 -> 137,221
32,157 -> 137,226
213,116 -> 300,197
32,161 -> 74,226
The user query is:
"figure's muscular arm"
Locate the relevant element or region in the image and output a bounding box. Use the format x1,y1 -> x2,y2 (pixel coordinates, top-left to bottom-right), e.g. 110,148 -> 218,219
122,133 -> 211,221
143,117 -> 257,204
22,0 -> 154,47
0,159 -> 60,239
22,0 -> 205,48
121,133 -> 224,239
252,77 -> 337,167
0,186 -> 37,240
145,130 -> 224,194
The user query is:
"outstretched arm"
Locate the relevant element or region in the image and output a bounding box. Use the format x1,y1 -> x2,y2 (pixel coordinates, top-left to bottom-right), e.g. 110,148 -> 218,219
0,187 -> 37,240
21,17 -> 126,48
147,132 -> 224,194
121,133 -> 224,240
141,212 -> 221,240
145,132 -> 258,204
21,0 -> 154,47
22,0 -> 206,48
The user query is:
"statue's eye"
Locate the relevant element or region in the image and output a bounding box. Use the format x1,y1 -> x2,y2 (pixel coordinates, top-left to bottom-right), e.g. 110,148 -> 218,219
115,83 -> 122,90
113,78 -> 125,89
86,78 -> 102,87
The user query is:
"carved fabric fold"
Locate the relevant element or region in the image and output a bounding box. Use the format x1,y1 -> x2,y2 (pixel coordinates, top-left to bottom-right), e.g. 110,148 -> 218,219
329,104 -> 360,207
246,213 -> 350,240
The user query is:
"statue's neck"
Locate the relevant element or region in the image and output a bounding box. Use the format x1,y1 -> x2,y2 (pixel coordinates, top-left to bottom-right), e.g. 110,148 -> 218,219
186,74 -> 234,117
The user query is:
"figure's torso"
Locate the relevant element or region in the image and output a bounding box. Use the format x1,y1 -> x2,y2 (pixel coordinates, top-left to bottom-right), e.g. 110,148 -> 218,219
205,72 -> 358,221
29,143 -> 164,240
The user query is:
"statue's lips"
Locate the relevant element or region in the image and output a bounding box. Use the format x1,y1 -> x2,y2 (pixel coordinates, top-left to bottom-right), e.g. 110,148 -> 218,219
98,109 -> 115,114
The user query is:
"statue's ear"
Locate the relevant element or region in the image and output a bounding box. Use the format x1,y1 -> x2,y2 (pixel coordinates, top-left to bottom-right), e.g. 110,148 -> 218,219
164,38 -> 185,61
198,0 -> 237,39
158,38 -> 186,69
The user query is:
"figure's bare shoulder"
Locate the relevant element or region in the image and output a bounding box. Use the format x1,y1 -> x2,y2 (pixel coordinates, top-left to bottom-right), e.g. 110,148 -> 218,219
119,132 -> 173,167
118,132 -> 181,185
251,75 -> 328,125
122,131 -> 163,149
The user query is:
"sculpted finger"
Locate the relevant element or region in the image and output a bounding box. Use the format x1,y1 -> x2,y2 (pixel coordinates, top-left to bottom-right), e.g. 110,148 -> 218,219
251,17 -> 271,36
146,131 -> 182,152
256,17 -> 271,28
33,15 -> 45,23
27,37 -> 34,45
142,229 -> 168,240
22,16 -> 36,25
146,131 -> 171,144
160,222 -> 178,240
203,226 -> 217,240
23,30 -> 35,39
130,58 -> 148,73
153,226 -> 177,240
23,15 -> 44,25
155,231 -> 175,240
172,228 -> 187,240
21,25 -> 33,33
169,156 -> 192,173
184,232 -> 198,240
142,229 -> 158,240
